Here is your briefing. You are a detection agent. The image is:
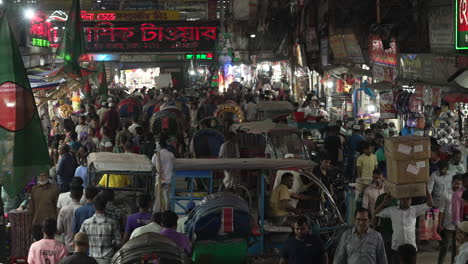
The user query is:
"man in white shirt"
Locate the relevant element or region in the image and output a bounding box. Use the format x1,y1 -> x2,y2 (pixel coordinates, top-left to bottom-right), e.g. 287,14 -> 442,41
130,212 -> 163,240
151,141 -> 175,212
438,175 -> 463,264
57,188 -> 83,252
57,178 -> 86,213
375,186 -> 433,264
428,160 -> 454,208
362,169 -> 385,220
128,116 -> 142,136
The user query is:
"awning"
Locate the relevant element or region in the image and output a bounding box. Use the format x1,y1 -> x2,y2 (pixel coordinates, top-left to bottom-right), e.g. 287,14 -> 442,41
28,75 -> 65,91
174,158 -> 316,171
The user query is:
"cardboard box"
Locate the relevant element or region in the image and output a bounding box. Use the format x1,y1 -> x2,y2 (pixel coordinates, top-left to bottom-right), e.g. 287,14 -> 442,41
385,181 -> 426,199
386,159 -> 429,184
384,136 -> 431,161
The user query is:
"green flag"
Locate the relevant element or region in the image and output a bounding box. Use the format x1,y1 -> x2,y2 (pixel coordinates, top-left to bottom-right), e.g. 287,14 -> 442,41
90,61 -> 108,97
56,0 -> 86,77
0,13 -> 51,196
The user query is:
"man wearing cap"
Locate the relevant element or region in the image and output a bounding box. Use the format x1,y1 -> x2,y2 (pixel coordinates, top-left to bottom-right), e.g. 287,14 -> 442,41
177,201 -> 196,234
58,233 -> 97,264
29,171 -> 60,241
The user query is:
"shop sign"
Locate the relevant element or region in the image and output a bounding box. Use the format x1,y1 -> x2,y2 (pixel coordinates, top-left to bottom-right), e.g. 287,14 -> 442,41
456,0 -> 468,49
32,38 -> 50,47
30,11 -> 51,48
368,34 -> 398,67
185,53 -> 214,60
399,53 -> 458,83
428,5 -> 454,53
329,34 -> 364,63
81,10 -> 180,22
83,21 -> 218,53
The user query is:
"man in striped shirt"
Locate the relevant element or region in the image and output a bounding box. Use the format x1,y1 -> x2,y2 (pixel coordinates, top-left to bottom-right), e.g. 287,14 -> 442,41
80,195 -> 121,264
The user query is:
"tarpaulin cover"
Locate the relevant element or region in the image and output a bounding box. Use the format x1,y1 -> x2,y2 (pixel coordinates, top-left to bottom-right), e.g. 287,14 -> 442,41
117,96 -> 143,119
112,232 -> 187,264
185,192 -> 251,241
88,152 -> 153,173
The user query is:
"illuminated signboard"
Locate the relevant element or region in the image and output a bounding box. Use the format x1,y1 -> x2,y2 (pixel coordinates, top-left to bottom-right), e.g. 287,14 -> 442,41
185,53 -> 214,60
32,38 -> 50,47
30,11 -> 51,47
83,21 -> 217,53
456,0 -> 468,49
80,10 -> 180,21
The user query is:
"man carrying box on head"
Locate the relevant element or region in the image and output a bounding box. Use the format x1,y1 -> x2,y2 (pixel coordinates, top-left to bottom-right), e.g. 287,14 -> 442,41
375,185 -> 433,264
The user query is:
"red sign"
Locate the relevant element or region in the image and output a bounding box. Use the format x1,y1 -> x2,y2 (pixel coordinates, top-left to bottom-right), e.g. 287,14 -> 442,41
83,21 -> 218,52
81,11 -> 116,21
30,11 -> 51,45
368,34 -> 398,67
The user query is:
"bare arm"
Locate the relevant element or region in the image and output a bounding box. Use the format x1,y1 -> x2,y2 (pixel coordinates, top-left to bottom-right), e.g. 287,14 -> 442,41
426,185 -> 433,208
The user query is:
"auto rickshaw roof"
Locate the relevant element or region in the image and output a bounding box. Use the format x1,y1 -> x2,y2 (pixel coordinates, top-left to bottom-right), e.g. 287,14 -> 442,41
230,119 -> 298,134
88,153 -> 154,173
174,158 -> 316,171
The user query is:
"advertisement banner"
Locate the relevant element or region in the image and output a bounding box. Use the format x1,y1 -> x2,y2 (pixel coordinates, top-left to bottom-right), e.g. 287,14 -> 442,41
369,34 -> 398,67
456,0 -> 468,49
379,90 -> 397,119
83,21 -> 218,53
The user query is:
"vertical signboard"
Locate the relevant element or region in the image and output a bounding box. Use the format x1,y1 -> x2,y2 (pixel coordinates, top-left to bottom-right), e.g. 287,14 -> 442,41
368,34 -> 398,67
456,0 -> 468,49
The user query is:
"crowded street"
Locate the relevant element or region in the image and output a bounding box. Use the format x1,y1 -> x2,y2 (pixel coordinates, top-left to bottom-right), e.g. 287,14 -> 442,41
0,0 -> 468,263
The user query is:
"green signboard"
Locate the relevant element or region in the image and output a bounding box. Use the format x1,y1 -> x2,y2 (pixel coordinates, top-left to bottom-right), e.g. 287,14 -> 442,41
456,0 -> 468,49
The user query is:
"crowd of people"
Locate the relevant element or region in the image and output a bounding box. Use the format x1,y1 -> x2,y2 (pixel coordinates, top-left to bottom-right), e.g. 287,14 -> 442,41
270,115 -> 468,264
1,84 -> 468,264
